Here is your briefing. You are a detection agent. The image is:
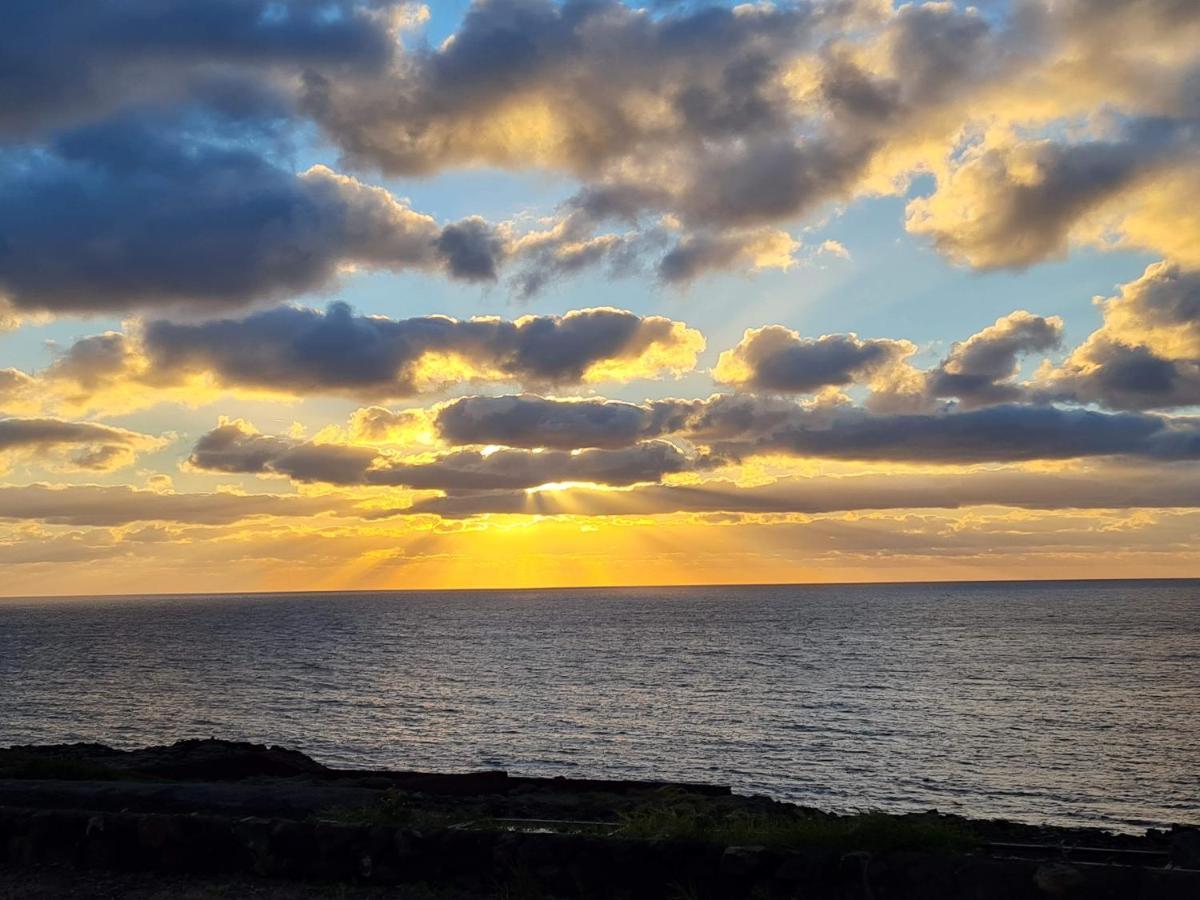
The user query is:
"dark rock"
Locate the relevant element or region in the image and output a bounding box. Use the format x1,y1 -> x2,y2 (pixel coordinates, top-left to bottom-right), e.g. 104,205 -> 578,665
720,844 -> 769,879
1169,828 -> 1200,870
1034,862 -> 1084,896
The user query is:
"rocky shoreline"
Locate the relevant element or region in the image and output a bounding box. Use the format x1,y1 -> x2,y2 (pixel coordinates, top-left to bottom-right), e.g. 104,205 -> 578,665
1,740 -> 1196,898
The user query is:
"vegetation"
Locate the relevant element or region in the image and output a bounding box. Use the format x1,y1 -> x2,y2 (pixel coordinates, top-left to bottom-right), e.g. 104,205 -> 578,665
322,788 -> 469,830
328,788 -> 978,854
617,797 -> 979,853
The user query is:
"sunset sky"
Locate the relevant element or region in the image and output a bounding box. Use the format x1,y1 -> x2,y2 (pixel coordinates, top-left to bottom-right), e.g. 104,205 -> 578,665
1,0 -> 1199,595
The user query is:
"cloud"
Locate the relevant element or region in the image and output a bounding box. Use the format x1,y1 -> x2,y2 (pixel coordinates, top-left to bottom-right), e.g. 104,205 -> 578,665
730,403 -> 1200,464
0,483 -> 388,527
707,312 -> 1063,413
0,417 -> 161,471
369,443 -> 704,491
186,419 -> 378,484
0,112 -> 515,314
186,418 -> 707,491
435,394 -> 676,450
297,0 -> 1200,273
714,326 -> 914,394
433,392 -> 812,450
817,239 -> 850,260
1040,338 -> 1200,413
430,392 -> 862,452
36,303 -> 703,408
924,312 -> 1063,406
1095,261 -> 1200,359
0,0 -> 403,139
506,216 -> 662,297
409,464 -> 1200,520
0,303 -> 20,332
301,0 -> 835,176
433,216 -> 511,282
186,417 -> 700,489
423,391 -> 1200,464
867,311 -> 1064,411
0,369 -> 36,410
1035,262 -> 1200,410
295,1 -> 998,273
346,406 -> 438,446
657,228 -> 801,283
905,122 -> 1198,269
3,0 -> 1197,303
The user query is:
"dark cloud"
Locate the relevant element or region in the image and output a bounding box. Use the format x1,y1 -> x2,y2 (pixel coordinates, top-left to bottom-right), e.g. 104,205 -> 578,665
656,228 -> 798,283
68,445 -> 139,472
3,0 -> 1196,302
434,217 -> 510,282
882,2 -> 1000,108
510,225 -> 658,298
737,403 -> 1200,464
924,311 -> 1062,407
1034,262 -> 1200,410
861,311 -> 1064,412
43,333 -> 135,393
0,112 -> 508,314
435,394 -> 676,450
0,417 -> 157,470
715,326 -> 913,393
409,464 -> 1200,519
671,135 -> 877,230
187,421 -> 378,484
297,0 -> 1027,242
126,303 -> 700,398
425,392 -> 794,450
370,443 -> 702,492
296,0 -> 1038,274
293,0 -> 886,279
32,305 -> 701,406
302,0 -> 828,176
713,313 -> 1063,412
0,417 -> 144,451
431,392 -> 834,452
656,393 -> 819,444
658,233 -> 753,284
426,392 -> 1200,464
0,483 -> 385,527
0,0 -> 401,138
1039,338 -> 1200,412
187,418 -> 705,490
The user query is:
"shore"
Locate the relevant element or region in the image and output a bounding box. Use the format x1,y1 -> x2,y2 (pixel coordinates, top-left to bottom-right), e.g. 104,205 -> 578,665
1,740 -> 1196,898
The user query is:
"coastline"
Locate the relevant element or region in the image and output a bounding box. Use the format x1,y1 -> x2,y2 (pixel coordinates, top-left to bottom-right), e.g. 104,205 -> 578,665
1,740 -> 1197,899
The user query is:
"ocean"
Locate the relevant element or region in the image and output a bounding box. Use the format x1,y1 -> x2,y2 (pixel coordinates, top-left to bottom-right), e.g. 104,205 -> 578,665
2,580 -> 1197,832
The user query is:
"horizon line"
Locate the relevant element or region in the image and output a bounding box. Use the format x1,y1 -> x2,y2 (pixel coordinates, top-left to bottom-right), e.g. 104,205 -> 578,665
3,574 -> 1198,602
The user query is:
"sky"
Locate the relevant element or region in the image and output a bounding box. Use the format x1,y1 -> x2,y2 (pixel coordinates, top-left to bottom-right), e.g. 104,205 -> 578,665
1,0 -> 1198,595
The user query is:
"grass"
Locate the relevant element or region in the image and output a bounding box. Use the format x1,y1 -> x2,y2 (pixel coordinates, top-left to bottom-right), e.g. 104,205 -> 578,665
328,788 -> 978,855
321,789 -> 469,830
617,801 -> 979,853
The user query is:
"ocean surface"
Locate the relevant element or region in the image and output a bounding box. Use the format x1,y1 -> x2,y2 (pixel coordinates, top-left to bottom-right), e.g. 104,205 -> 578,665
2,580 -> 1198,832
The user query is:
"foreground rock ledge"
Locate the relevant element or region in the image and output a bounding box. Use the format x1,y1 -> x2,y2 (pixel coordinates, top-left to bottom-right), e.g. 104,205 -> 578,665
0,740 -> 1196,899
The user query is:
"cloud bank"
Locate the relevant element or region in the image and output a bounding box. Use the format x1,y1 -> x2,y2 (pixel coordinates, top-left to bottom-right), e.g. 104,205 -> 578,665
187,418 -> 707,490
24,304 -> 702,406
4,0 -> 1197,308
